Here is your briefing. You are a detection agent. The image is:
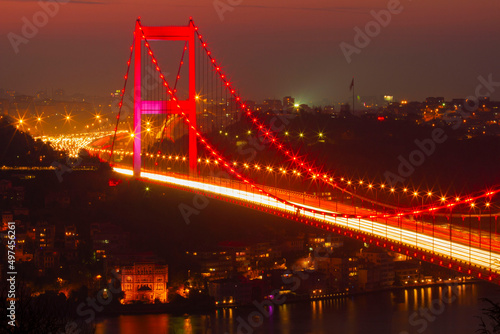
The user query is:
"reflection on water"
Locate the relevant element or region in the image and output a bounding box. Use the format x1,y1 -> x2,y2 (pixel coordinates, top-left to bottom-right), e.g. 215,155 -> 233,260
95,283 -> 500,334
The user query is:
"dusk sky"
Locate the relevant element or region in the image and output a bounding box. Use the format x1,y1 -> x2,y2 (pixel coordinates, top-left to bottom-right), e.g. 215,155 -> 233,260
1,0 -> 499,105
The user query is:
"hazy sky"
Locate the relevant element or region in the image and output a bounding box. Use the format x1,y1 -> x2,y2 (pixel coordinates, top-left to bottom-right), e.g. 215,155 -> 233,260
1,0 -> 499,104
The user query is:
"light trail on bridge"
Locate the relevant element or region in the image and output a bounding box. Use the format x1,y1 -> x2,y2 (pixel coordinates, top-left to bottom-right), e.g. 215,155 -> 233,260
113,167 -> 500,280
36,131 -> 118,157
103,18 -> 500,284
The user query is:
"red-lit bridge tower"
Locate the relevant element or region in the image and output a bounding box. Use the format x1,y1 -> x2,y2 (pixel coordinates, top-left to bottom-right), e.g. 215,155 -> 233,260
133,20 -> 197,176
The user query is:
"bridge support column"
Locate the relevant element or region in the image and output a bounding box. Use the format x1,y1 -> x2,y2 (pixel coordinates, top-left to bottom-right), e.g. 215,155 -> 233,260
188,27 -> 197,175
133,20 -> 142,177
133,19 -> 197,177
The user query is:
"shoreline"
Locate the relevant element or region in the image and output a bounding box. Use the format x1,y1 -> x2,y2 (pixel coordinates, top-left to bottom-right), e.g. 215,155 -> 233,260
96,279 -> 481,319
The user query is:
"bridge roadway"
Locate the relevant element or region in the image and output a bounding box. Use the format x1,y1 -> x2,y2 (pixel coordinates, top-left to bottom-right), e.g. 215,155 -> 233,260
113,166 -> 500,278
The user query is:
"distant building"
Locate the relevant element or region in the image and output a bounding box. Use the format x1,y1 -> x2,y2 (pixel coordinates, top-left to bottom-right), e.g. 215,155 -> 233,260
0,99 -> 9,115
316,256 -> 357,291
394,261 -> 420,284
187,250 -> 236,281
307,234 -> 344,252
35,249 -> 60,271
323,105 -> 335,114
13,207 -> 29,216
357,249 -> 394,290
64,224 -> 79,261
283,96 -> 295,108
15,230 -> 33,263
121,262 -> 169,303
299,104 -> 312,113
14,95 -> 33,104
281,234 -> 305,253
1,211 -> 13,231
44,191 -> 71,208
243,100 -> 256,111
245,241 -> 282,272
0,179 -> 12,194
208,277 -> 253,305
35,222 -> 56,249
91,222 -> 130,261
53,89 -> 65,99
11,186 -> 25,204
425,97 -> 444,105
64,225 -> 78,249
339,104 -> 353,118
35,91 -> 47,100
451,98 -> 465,109
263,99 -> 282,111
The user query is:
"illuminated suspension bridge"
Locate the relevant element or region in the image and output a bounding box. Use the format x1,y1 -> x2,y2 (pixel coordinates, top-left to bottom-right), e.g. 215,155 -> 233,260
84,18 -> 500,284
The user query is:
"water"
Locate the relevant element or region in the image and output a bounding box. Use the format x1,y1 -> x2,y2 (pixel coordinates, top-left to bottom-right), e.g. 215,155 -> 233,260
95,282 -> 500,334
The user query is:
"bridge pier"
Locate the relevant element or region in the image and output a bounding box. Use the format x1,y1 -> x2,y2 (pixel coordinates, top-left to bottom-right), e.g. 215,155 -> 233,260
133,19 -> 197,177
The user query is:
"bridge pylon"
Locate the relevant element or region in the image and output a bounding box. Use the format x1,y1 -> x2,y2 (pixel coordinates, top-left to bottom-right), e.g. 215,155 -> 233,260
133,19 -> 197,177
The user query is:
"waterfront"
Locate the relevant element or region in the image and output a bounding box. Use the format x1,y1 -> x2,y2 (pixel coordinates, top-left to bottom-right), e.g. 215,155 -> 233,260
95,282 -> 500,334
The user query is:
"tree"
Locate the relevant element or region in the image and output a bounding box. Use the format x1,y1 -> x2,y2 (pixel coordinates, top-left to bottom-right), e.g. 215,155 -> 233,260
477,298 -> 500,334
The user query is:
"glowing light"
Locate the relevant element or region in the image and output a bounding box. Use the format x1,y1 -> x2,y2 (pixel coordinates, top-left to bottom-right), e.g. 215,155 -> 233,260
112,166 -> 500,274
140,20 -> 499,222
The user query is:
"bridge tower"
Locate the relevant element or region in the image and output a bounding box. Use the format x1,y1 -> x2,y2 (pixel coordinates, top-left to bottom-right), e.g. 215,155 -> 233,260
133,20 -> 197,176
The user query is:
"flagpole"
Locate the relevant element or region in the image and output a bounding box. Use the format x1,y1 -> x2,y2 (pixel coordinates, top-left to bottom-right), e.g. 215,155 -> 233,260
352,77 -> 355,113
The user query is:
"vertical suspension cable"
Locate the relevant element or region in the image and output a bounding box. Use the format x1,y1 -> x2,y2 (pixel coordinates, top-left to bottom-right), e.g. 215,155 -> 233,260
109,36 -> 135,164
141,39 -> 145,170
211,52 -> 214,137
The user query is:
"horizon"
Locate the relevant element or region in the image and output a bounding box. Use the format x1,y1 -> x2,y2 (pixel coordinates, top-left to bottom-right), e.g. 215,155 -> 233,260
1,0 -> 499,104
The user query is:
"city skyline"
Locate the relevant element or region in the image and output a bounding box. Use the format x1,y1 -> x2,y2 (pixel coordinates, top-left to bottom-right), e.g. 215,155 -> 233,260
1,0 -> 500,104
2,2 -> 500,333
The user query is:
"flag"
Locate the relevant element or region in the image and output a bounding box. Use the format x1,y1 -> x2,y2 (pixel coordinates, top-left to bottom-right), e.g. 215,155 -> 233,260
349,78 -> 354,91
